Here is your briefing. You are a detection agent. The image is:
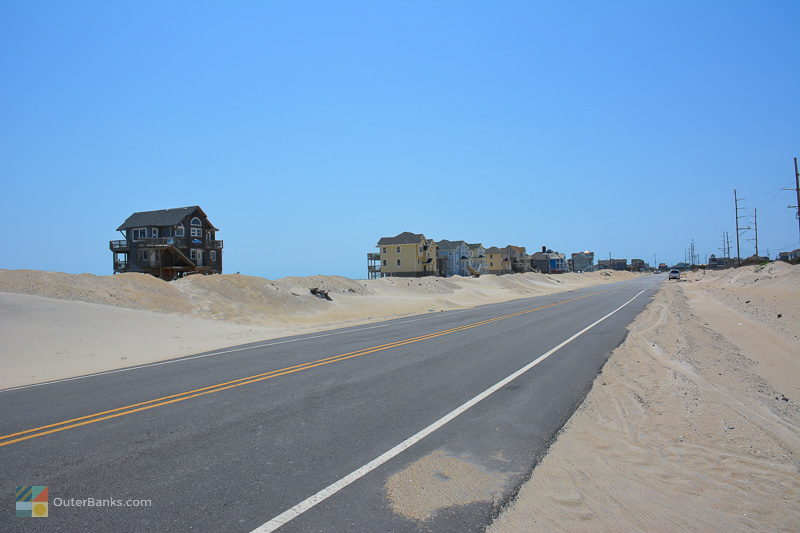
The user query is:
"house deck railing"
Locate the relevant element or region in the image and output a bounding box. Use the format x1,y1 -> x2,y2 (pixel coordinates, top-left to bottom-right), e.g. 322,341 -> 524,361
109,238 -> 223,250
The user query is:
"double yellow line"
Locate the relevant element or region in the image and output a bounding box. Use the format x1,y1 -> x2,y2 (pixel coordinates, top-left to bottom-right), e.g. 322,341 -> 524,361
0,289 -> 608,448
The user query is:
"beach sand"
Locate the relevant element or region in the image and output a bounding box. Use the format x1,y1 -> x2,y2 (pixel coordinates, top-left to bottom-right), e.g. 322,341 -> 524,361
0,269 -> 638,389
490,262 -> 799,532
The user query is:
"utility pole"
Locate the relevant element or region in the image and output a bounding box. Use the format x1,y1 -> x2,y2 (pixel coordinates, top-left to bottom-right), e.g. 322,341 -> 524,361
734,190 -> 740,266
785,157 -> 800,243
734,189 -> 751,266
796,157 -> 800,241
753,208 -> 759,257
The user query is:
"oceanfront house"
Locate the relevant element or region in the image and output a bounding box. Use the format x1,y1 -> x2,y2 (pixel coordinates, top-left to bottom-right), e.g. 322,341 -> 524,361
571,251 -> 594,272
503,245 -> 530,273
437,240 -> 471,277
484,246 -> 511,275
467,243 -> 487,275
110,205 -> 223,280
530,246 -> 567,273
597,258 -> 628,271
630,258 -> 648,272
375,232 -> 438,277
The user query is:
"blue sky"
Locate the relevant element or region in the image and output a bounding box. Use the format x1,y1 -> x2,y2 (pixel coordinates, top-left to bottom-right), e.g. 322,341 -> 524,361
2,1 -> 799,278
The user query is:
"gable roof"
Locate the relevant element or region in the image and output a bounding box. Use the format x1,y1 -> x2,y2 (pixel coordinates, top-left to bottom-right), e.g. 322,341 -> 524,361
116,206 -> 218,231
532,250 -> 565,260
437,239 -> 468,251
503,245 -> 527,254
377,232 -> 426,246
467,243 -> 483,250
484,246 -> 503,253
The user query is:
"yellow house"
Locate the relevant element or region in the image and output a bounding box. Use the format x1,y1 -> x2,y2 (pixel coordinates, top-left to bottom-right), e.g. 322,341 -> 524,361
376,232 -> 438,277
484,246 -> 511,275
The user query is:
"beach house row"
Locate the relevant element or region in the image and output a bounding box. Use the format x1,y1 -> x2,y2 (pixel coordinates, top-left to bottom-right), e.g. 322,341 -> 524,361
368,232 -> 569,278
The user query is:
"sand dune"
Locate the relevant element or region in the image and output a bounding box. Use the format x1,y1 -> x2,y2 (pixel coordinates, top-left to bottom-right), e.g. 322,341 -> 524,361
0,269 -> 639,388
490,263 -> 800,532
686,261 -> 799,341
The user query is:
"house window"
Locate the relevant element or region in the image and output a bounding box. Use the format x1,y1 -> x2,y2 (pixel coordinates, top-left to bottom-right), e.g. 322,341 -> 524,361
383,259 -> 387,266
191,217 -> 201,227
396,259 -> 400,266
175,225 -> 184,237
396,246 -> 400,253
132,228 -> 147,241
139,250 -> 150,264
490,262 -> 494,267
152,228 -> 158,238
190,249 -> 197,261
191,227 -> 202,237
417,258 -> 420,265
419,246 -> 423,253
210,250 -> 217,261
382,247 -> 387,253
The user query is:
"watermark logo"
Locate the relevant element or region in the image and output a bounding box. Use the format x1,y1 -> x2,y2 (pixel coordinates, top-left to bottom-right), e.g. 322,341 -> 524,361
16,486 -> 48,518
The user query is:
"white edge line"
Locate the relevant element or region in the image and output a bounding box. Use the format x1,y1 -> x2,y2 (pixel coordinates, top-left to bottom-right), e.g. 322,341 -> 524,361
251,288 -> 647,532
0,289 -> 600,393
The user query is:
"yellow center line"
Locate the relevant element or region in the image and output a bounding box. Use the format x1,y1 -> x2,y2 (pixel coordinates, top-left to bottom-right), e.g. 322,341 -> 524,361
0,288 -> 612,447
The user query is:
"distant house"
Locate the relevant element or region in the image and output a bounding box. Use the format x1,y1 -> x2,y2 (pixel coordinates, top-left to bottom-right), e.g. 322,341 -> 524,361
110,205 -> 223,280
630,258 -> 647,272
484,246 -> 511,275
708,254 -> 732,269
571,251 -> 594,272
437,240 -> 471,277
503,245 -> 530,273
466,243 -> 487,275
597,258 -> 628,271
531,246 -> 567,273
374,232 -> 438,277
778,249 -> 800,263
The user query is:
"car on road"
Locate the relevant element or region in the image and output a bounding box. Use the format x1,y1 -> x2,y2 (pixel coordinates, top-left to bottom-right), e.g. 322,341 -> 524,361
668,269 -> 681,280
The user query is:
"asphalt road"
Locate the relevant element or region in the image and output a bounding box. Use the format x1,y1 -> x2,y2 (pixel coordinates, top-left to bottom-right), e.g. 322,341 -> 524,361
1,275 -> 661,532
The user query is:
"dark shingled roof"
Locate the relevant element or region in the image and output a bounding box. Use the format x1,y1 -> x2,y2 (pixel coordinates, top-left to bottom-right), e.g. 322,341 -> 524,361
437,239 -> 467,251
377,232 -> 426,246
116,206 -> 218,231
